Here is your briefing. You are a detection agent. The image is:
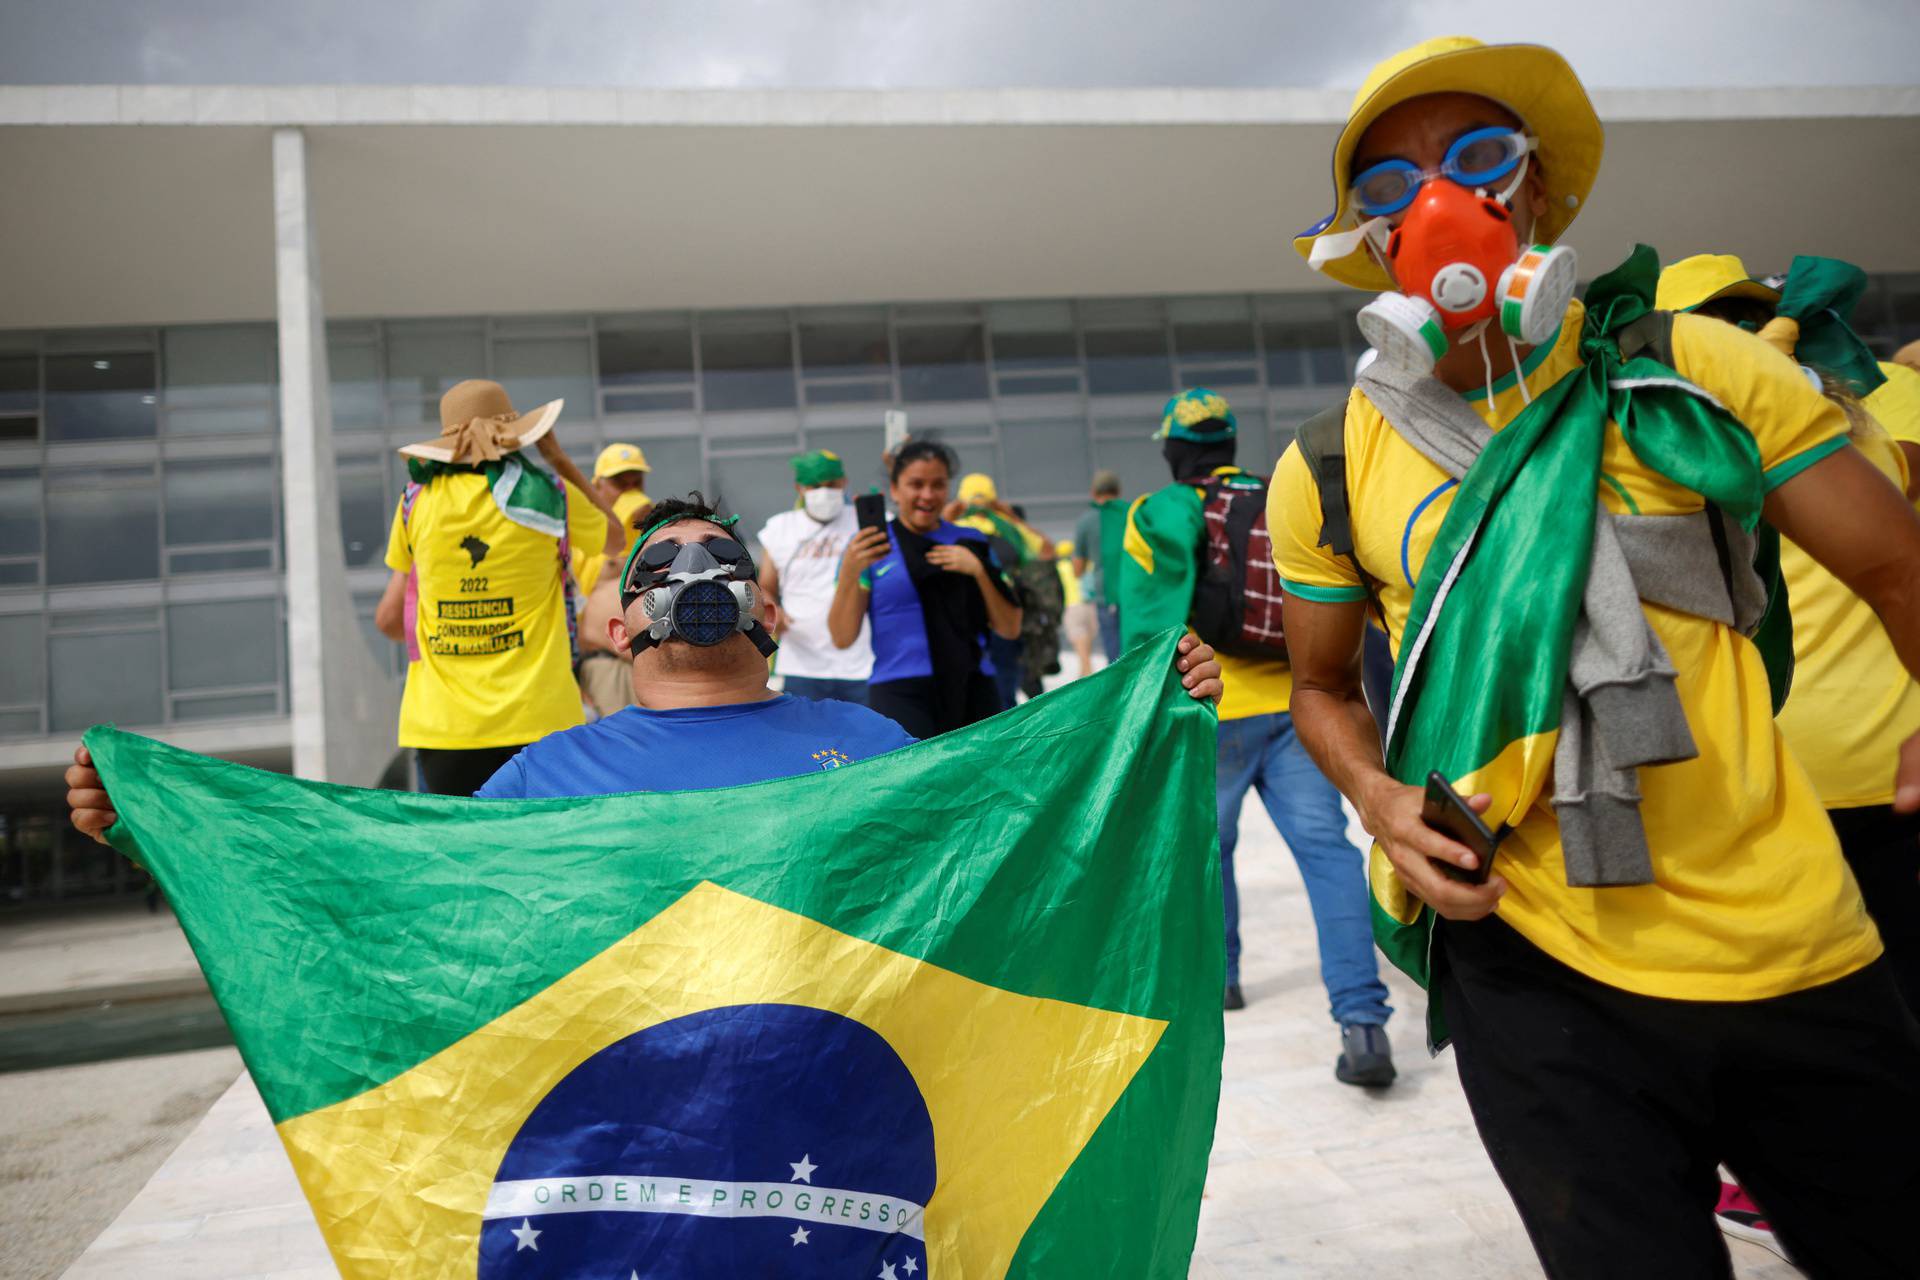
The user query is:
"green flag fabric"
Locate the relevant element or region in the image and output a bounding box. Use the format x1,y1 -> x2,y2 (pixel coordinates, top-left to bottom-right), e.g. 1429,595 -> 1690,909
1772,254 -> 1888,400
86,631 -> 1223,1280
408,450 -> 569,537
1374,247 -> 1773,995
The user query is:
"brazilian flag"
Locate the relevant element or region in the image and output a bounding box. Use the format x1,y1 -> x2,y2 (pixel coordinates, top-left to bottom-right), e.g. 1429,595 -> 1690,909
85,632 -> 1224,1279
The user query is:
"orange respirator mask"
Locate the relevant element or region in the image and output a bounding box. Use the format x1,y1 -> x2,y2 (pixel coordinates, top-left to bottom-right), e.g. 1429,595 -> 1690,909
1308,132 -> 1578,377
1356,179 -> 1576,374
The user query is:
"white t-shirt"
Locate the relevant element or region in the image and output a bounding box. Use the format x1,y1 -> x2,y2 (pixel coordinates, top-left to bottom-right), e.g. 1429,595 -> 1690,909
756,505 -> 873,682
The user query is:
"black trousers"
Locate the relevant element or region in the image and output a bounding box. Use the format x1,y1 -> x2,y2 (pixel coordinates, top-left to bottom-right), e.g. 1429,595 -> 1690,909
1830,802 -> 1920,1013
1437,915 -> 1920,1280
865,673 -> 1001,740
415,744 -> 525,797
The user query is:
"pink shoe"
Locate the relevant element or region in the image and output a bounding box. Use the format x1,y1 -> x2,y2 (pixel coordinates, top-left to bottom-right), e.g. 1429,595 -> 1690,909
1715,1180 -> 1791,1263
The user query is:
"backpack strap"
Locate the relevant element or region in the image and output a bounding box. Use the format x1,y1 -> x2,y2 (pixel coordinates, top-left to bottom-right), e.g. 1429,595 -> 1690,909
1615,307 -> 1794,709
1293,401 -> 1385,625
1614,309 -> 1675,368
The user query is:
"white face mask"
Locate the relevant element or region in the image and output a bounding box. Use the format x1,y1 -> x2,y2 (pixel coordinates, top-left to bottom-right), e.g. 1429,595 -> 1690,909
802,486 -> 846,523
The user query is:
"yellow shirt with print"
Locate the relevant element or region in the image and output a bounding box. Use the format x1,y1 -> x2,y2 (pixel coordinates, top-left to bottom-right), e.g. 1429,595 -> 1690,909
386,471 -> 609,750
1774,361 -> 1920,807
1269,299 -> 1879,1002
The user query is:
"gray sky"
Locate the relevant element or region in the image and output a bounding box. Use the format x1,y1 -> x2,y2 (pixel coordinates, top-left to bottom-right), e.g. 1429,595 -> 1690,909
1,0 -> 1913,89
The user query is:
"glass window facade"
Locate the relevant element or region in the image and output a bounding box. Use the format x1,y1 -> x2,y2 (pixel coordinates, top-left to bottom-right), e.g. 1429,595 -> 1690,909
3,276 -> 1918,746
4,322 -> 290,743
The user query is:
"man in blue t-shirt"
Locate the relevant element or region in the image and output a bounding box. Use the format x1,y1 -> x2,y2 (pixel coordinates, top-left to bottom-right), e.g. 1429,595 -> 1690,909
480,493 -> 1227,800
63,497 -> 1226,823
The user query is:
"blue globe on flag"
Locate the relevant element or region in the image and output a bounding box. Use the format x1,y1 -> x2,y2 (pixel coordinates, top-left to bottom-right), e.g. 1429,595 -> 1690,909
479,1003 -> 936,1277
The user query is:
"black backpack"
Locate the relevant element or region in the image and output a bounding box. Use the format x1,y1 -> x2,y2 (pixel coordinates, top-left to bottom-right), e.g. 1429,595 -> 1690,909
1187,470 -> 1289,659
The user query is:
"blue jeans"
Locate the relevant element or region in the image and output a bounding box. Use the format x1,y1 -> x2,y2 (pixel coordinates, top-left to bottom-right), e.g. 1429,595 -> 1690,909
1096,604 -> 1121,664
1217,711 -> 1392,1027
986,634 -> 1023,709
781,675 -> 868,706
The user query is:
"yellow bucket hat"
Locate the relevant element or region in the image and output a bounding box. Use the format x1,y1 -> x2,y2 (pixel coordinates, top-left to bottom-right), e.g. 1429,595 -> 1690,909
1655,253 -> 1783,314
1293,36 -> 1605,293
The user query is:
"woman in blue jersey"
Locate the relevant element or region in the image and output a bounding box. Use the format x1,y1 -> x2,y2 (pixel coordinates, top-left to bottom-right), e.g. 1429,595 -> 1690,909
827,440 -> 1023,738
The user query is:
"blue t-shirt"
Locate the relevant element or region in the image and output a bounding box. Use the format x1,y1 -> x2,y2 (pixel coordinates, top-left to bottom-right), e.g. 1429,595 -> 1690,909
475,695 -> 918,799
862,519 -> 999,685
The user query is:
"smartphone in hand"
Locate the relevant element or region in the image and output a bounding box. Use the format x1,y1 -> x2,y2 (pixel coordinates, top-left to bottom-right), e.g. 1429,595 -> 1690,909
854,492 -> 888,534
1421,771 -> 1500,885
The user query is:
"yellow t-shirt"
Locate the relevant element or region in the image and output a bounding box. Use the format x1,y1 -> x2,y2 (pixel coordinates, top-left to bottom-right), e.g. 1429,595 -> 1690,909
1774,363 -> 1920,807
576,489 -> 652,597
1058,559 -> 1085,607
386,472 -> 609,750
1269,300 -> 1879,1001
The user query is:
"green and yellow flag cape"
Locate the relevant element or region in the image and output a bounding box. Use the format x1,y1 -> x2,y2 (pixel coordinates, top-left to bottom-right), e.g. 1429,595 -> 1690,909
86,632 -> 1222,1280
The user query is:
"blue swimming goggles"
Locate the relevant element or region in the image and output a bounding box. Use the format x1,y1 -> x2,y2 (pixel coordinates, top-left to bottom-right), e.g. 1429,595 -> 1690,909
1349,127 -> 1538,218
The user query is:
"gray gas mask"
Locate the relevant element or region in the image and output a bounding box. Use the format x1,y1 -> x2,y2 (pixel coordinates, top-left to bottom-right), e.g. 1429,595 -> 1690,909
618,534 -> 777,657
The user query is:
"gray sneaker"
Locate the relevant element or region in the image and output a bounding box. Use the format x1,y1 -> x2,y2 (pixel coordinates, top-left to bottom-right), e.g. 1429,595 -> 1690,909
1335,1023 -> 1396,1087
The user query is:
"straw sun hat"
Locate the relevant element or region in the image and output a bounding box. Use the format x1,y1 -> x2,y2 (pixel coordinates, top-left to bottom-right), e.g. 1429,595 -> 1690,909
397,379 -> 562,464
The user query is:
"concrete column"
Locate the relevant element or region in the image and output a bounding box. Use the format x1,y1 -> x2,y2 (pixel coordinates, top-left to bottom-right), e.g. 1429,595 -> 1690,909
272,127 -> 399,784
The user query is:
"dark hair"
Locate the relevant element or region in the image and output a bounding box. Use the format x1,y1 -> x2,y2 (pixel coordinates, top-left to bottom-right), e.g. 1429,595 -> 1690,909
1694,297 -> 1777,330
636,492 -> 728,538
889,439 -> 957,483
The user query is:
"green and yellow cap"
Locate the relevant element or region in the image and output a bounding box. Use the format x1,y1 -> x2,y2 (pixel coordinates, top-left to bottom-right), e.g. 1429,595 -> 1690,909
792,449 -> 846,487
1154,388 -> 1237,442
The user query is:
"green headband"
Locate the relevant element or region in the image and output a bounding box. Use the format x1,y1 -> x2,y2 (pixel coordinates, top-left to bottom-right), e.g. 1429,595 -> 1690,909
619,512 -> 742,597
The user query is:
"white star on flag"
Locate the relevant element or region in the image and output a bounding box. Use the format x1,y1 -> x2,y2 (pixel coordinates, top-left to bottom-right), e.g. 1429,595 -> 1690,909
902,1258 -> 920,1276
790,1226 -> 811,1246
509,1219 -> 541,1252
789,1153 -> 818,1183
879,1263 -> 898,1280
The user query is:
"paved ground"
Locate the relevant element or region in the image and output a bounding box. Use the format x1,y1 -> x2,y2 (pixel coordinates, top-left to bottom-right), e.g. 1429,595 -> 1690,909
0,1046 -> 241,1280
38,800 -> 1796,1278
1196,809 -> 1793,1278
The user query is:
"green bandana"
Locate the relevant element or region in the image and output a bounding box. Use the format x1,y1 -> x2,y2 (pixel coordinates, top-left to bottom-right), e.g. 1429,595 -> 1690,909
1372,245 -> 1780,1018
1773,255 -> 1888,399
406,452 -> 565,537
792,449 -> 846,487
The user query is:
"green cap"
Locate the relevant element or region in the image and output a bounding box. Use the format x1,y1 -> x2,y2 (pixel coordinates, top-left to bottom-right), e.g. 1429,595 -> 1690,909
792,449 -> 846,487
1153,388 -> 1237,442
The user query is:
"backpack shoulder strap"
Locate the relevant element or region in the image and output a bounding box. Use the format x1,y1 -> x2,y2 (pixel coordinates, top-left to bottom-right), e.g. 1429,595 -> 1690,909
1293,400 -> 1384,624
1616,309 -> 1794,708
1614,309 -> 1676,368
1294,403 -> 1355,558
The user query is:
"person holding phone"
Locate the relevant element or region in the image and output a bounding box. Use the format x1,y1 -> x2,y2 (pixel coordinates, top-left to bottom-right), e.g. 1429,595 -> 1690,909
754,450 -> 872,705
827,440 -> 1023,738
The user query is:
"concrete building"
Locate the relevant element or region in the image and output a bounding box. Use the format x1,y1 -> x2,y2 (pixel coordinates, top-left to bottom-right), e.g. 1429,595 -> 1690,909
2,83 -> 1916,905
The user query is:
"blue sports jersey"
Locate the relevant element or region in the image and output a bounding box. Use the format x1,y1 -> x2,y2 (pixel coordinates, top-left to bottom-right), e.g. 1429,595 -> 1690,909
862,519 -> 999,685
476,695 -> 918,799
